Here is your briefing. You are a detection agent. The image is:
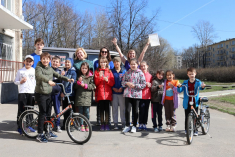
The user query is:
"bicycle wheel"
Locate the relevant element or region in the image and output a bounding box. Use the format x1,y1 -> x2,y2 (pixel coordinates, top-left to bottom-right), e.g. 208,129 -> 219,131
186,114 -> 194,145
20,110 -> 39,138
66,114 -> 92,144
201,110 -> 210,135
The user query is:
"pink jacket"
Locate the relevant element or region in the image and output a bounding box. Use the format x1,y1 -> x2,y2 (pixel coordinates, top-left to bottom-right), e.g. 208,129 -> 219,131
142,72 -> 152,99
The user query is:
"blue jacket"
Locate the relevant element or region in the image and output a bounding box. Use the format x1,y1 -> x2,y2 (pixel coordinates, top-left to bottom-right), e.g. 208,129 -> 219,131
177,79 -> 205,109
51,67 -> 62,95
111,67 -> 126,94
31,53 -> 51,68
63,58 -> 77,96
94,60 -> 114,70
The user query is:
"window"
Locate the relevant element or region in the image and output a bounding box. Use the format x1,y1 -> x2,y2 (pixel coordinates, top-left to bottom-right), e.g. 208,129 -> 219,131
217,51 -> 219,54
217,44 -> 220,48
0,33 -> 13,60
221,44 -> 223,48
213,60 -> 215,63
232,41 -> 235,45
213,54 -> 215,57
227,51 -> 229,55
1,0 -> 12,11
213,48 -> 214,51
226,45 -> 229,49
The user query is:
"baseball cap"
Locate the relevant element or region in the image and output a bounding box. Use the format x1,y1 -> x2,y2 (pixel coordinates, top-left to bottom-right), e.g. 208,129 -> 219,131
24,55 -> 34,61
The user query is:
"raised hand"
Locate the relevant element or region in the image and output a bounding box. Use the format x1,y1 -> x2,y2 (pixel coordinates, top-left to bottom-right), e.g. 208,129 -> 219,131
112,38 -> 117,45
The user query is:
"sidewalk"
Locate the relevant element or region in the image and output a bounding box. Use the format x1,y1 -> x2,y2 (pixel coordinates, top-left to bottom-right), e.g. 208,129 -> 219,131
0,90 -> 235,157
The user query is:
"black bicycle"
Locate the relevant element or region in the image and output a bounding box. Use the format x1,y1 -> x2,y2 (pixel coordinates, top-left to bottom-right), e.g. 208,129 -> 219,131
19,83 -> 92,144
181,85 -> 210,145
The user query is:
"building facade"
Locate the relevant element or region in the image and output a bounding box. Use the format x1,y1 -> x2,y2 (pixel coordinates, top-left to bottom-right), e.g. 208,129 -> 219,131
197,38 -> 235,68
174,55 -> 182,69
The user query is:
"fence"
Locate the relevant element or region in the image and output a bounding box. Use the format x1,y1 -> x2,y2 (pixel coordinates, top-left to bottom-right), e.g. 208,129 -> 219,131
0,59 -> 23,83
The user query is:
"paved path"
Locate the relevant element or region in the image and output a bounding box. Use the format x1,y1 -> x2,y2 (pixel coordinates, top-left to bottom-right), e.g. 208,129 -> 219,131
0,90 -> 235,157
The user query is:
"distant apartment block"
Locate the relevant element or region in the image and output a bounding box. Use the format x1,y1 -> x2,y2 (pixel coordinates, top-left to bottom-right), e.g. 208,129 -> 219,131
174,55 -> 182,69
197,38 -> 235,68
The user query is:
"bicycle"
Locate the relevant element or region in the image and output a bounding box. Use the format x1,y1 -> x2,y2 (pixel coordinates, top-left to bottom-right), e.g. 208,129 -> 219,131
180,85 -> 210,145
19,83 -> 92,144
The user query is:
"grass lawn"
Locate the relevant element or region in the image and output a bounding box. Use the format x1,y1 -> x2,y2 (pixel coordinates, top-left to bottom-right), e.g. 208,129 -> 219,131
207,94 -> 235,116
178,80 -> 235,85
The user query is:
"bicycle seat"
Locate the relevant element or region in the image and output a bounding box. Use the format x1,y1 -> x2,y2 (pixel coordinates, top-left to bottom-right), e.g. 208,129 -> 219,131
200,97 -> 208,102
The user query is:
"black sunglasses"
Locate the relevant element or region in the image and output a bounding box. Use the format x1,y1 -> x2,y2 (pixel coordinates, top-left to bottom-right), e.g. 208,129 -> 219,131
101,51 -> 107,54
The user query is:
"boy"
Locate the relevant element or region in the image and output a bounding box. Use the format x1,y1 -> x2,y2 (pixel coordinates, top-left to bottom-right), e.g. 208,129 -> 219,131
14,55 -> 36,134
35,52 -> 74,143
177,67 -> 206,136
31,38 -> 51,68
111,57 -> 126,129
51,56 -> 63,132
151,70 -> 164,132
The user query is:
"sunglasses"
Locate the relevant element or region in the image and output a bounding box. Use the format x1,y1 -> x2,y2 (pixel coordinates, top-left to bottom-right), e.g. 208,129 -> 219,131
101,51 -> 107,54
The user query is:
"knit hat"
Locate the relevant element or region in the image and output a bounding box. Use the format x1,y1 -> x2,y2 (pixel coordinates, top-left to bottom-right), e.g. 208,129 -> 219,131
113,57 -> 121,63
65,58 -> 74,66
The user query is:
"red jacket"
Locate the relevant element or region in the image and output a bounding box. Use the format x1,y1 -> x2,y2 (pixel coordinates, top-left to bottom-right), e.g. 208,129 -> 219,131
94,68 -> 115,101
142,72 -> 152,99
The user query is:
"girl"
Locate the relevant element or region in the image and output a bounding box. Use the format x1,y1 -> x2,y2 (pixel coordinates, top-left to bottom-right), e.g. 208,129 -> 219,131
122,59 -> 146,133
112,38 -> 150,70
94,57 -> 115,131
161,70 -> 180,132
93,47 -> 114,70
74,62 -> 96,132
151,70 -> 164,132
138,61 -> 152,131
61,58 -> 77,130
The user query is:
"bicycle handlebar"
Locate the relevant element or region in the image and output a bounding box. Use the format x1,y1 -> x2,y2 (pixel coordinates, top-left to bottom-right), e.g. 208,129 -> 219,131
56,82 -> 73,96
180,84 -> 200,97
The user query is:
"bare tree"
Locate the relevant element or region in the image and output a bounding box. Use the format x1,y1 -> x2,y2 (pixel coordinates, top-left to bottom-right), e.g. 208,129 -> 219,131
192,20 -> 217,68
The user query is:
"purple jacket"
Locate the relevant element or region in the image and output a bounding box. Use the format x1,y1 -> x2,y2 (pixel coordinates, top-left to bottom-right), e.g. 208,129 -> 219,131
161,79 -> 180,109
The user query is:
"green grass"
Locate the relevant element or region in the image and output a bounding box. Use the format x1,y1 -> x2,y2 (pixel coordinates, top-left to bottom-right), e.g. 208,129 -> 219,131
209,106 -> 235,116
178,80 -> 235,85
210,94 -> 235,105
201,86 -> 235,93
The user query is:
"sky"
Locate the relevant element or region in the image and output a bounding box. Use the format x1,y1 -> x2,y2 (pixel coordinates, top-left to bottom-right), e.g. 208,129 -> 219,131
71,0 -> 235,52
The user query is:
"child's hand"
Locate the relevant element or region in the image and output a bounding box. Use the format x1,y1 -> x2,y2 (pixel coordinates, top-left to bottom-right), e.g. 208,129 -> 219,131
20,77 -> 27,84
60,93 -> 65,98
99,71 -> 103,78
113,88 -> 118,92
81,84 -> 85,87
68,79 -> 74,83
201,82 -> 206,88
118,88 -> 123,92
78,77 -> 82,82
146,38 -> 150,45
177,83 -> 182,87
159,84 -> 164,88
61,71 -> 65,76
104,76 -> 108,82
48,80 -> 56,86
168,82 -> 174,88
147,82 -> 151,88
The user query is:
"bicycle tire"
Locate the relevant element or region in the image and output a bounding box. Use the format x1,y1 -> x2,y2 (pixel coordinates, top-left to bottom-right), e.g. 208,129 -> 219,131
186,114 -> 194,145
201,110 -> 210,135
20,110 -> 39,138
66,114 -> 92,144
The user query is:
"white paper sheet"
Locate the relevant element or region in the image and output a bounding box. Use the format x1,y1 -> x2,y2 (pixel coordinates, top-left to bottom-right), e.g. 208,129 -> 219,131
148,33 -> 160,47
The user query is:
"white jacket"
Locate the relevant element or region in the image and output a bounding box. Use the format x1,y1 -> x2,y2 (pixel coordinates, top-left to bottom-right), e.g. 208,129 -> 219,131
14,67 -> 36,93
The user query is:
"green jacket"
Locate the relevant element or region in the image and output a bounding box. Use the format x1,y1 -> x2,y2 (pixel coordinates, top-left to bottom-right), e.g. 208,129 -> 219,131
74,75 -> 96,106
35,61 -> 69,94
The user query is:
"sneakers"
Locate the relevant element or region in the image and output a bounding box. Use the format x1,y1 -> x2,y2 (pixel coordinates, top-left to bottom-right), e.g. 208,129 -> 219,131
27,127 -> 36,132
122,124 -> 125,129
100,124 -> 105,131
85,126 -> 89,132
56,126 -> 62,133
138,124 -> 144,131
170,126 -> 176,132
105,124 -> 110,131
122,126 -> 131,133
17,128 -> 22,135
36,134 -> 48,143
193,131 -> 198,136
49,132 -> 58,138
143,124 -> 147,131
154,127 -> 159,132
81,125 -> 85,132
158,126 -> 163,131
131,126 -> 136,133
114,124 -> 118,130
165,125 -> 170,132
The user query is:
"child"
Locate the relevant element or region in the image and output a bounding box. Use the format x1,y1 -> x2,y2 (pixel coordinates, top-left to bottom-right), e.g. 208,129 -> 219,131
177,67 -> 206,136
51,56 -> 63,132
138,61 -> 152,131
14,55 -> 36,134
35,52 -> 74,143
161,70 -> 180,132
111,57 -> 126,129
94,57 -> 115,131
74,62 -> 96,132
151,70 -> 164,132
61,58 -> 77,130
31,38 -> 51,68
122,59 -> 146,133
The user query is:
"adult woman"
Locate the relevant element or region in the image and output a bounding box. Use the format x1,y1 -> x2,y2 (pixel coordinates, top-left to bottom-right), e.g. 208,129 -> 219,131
112,38 -> 150,71
73,47 -> 94,75
93,47 -> 114,70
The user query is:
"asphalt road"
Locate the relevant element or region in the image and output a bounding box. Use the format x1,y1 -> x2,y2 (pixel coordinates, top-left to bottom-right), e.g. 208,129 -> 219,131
0,90 -> 235,157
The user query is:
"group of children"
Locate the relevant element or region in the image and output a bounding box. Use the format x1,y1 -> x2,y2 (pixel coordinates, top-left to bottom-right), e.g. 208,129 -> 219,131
14,38 -> 206,143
